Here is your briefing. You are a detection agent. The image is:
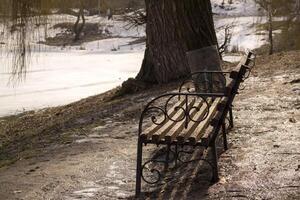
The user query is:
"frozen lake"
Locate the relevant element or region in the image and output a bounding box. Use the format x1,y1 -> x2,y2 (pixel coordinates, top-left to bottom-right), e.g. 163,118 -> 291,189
0,38 -> 144,117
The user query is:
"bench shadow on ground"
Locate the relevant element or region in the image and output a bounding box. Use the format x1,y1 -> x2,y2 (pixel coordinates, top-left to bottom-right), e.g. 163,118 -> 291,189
129,136 -> 227,200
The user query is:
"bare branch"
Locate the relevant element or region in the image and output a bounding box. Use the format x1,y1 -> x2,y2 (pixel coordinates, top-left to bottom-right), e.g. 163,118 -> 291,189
122,9 -> 146,30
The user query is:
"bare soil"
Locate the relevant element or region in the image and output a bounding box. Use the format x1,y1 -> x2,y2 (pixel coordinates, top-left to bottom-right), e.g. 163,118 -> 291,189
41,21 -> 144,47
0,51 -> 299,200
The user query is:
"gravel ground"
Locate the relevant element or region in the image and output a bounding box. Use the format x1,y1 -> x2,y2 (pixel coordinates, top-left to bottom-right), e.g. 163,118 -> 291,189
0,51 -> 299,200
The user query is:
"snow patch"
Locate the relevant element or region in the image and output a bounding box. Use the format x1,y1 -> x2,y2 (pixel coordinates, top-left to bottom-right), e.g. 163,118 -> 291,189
212,0 -> 261,16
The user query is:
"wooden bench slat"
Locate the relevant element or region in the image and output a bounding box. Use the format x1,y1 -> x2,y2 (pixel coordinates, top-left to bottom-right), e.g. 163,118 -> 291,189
164,99 -> 205,143
200,98 -> 227,146
140,99 -> 187,141
176,98 -> 213,144
200,125 -> 215,146
151,98 -> 196,143
188,98 -> 223,145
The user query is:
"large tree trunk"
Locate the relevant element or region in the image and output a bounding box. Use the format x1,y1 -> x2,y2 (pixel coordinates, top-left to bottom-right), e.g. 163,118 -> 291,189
136,0 -> 218,83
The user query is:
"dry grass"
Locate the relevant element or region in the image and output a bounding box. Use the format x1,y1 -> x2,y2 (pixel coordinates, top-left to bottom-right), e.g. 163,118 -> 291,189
256,20 -> 300,54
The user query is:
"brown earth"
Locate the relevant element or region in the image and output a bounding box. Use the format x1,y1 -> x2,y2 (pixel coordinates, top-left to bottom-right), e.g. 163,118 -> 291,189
0,51 -> 299,200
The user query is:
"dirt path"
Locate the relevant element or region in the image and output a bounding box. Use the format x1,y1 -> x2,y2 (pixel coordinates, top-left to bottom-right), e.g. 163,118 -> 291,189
0,119 -> 139,200
0,51 -> 299,200
207,67 -> 300,199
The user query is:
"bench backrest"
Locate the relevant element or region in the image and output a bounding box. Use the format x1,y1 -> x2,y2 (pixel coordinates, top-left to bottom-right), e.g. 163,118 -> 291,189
186,45 -> 225,93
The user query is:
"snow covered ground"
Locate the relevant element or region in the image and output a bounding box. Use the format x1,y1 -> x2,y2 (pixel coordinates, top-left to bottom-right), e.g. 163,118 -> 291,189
215,16 -> 267,52
0,0 -> 273,117
212,0 -> 261,16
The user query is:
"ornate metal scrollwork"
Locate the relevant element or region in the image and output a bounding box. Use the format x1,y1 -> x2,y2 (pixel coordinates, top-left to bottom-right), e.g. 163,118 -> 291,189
164,94 -> 187,123
141,159 -> 164,184
141,149 -> 176,184
146,106 -> 167,126
139,93 -> 213,136
188,97 -> 210,123
141,145 -> 215,184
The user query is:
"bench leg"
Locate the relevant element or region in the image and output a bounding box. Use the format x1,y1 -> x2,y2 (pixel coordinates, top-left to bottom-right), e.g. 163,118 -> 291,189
135,139 -> 143,197
222,123 -> 228,150
164,144 -> 171,170
229,106 -> 234,128
211,141 -> 219,183
174,144 -> 178,168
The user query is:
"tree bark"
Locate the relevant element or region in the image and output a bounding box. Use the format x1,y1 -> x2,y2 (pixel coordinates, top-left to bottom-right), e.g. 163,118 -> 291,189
136,0 -> 218,83
268,3 -> 273,55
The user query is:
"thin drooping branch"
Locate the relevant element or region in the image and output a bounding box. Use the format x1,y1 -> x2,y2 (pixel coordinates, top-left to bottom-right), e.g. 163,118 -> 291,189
8,0 -> 44,83
1,0 -> 98,82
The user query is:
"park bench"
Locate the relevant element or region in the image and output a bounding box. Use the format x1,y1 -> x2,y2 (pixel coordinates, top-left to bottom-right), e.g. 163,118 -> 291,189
135,51 -> 256,197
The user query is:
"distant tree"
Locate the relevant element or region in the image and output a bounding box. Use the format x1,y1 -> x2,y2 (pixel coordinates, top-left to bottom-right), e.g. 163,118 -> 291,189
255,0 -> 275,54
255,0 -> 297,54
267,1 -> 274,55
73,1 -> 85,41
106,8 -> 113,20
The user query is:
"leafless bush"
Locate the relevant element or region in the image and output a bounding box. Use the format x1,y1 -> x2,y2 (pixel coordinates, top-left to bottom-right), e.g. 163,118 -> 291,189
218,22 -> 236,55
122,9 -> 146,30
230,45 -> 240,53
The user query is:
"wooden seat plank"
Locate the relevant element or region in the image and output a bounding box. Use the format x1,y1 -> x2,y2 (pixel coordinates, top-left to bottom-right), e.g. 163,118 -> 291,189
188,98 -> 223,145
176,98 -> 213,144
140,99 -> 186,141
151,98 -> 196,143
165,99 -> 206,143
199,125 -> 215,146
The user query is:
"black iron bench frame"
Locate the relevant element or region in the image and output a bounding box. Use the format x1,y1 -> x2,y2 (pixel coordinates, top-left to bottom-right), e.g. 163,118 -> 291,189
135,52 -> 256,197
